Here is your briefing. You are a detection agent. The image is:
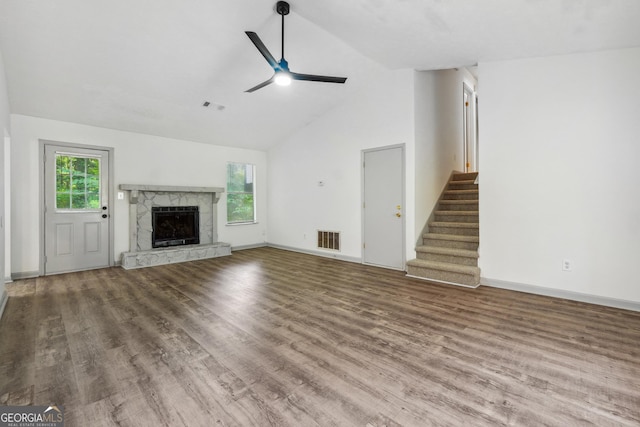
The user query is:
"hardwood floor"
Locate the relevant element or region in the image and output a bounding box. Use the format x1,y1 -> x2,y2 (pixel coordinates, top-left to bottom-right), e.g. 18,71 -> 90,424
1,247 -> 639,426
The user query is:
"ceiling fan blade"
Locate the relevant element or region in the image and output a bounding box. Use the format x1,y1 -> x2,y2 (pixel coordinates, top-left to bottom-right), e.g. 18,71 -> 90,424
245,31 -> 279,70
291,72 -> 347,84
245,76 -> 275,93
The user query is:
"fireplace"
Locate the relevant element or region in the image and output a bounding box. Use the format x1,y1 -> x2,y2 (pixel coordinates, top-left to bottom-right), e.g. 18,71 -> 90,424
152,206 -> 200,248
119,184 -> 231,269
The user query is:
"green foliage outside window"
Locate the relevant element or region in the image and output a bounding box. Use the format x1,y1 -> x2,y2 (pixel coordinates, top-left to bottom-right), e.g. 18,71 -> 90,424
227,163 -> 255,223
56,155 -> 101,210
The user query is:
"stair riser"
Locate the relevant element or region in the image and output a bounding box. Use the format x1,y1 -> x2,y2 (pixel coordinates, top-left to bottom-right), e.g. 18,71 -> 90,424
447,183 -> 478,191
416,251 -> 478,266
422,238 -> 478,250
442,192 -> 478,201
429,225 -> 479,236
407,266 -> 479,286
434,214 -> 479,223
438,202 -> 478,211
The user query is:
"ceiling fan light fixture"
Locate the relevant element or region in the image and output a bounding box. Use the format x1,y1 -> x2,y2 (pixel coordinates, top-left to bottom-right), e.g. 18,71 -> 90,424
274,71 -> 292,86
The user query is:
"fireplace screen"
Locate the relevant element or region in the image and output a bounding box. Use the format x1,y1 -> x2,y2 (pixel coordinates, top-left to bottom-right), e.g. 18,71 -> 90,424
152,206 -> 200,248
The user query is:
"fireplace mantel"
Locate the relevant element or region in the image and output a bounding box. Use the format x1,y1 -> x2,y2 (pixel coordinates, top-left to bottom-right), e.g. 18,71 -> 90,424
119,184 -> 225,204
119,183 -> 230,269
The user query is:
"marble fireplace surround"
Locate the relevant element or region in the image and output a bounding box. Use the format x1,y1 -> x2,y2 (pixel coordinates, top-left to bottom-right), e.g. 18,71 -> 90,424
119,184 -> 231,269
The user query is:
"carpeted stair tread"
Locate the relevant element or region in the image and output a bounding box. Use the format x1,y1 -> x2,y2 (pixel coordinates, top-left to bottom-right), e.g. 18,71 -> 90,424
443,189 -> 478,195
439,200 -> 478,205
434,210 -> 479,216
447,180 -> 477,189
452,172 -> 478,181
422,233 -> 479,243
437,202 -> 478,212
448,179 -> 476,185
429,221 -> 479,229
406,259 -> 480,275
415,245 -> 479,258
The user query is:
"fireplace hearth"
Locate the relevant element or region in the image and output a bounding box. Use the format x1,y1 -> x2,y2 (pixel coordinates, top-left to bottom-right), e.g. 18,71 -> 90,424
152,206 -> 200,248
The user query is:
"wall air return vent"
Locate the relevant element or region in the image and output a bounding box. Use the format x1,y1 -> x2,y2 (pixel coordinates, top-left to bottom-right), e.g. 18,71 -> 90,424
317,230 -> 340,251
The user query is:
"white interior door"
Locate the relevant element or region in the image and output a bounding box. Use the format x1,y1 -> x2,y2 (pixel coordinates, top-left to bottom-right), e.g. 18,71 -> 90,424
44,144 -> 110,274
362,146 -> 404,270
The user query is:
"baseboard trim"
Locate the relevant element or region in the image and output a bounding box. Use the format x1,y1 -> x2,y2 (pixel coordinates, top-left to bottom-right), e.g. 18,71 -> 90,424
11,271 -> 39,280
267,243 -> 362,264
482,277 -> 640,312
407,274 -> 480,289
0,289 -> 7,321
231,243 -> 268,251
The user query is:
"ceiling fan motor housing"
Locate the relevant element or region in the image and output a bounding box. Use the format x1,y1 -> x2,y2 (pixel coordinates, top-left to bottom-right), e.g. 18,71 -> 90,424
276,1 -> 290,16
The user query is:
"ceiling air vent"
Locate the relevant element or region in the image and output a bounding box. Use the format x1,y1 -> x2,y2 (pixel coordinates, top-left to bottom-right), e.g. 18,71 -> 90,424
317,230 -> 340,251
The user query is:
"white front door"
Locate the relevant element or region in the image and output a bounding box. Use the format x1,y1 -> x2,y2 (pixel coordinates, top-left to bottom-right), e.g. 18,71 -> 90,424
44,144 -> 110,274
362,145 -> 404,270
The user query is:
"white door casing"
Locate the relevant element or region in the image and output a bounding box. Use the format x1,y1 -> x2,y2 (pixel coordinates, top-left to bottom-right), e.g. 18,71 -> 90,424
362,145 -> 405,270
463,83 -> 478,173
43,143 -> 111,275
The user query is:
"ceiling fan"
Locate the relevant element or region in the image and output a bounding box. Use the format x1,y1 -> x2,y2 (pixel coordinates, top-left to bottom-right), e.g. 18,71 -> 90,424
244,1 -> 347,93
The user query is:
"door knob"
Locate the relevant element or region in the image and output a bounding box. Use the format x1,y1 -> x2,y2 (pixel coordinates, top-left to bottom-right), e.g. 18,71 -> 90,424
396,212 -> 402,218
102,214 -> 108,218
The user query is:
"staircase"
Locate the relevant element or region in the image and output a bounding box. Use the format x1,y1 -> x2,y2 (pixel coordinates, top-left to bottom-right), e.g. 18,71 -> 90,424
406,172 -> 480,287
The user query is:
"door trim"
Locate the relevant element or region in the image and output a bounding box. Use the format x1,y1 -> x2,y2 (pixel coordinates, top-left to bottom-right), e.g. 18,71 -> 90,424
39,139 -> 115,275
463,82 -> 478,173
361,144 -> 406,270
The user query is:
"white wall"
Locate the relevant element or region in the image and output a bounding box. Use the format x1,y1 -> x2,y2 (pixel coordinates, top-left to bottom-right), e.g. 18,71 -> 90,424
267,69 -> 416,262
0,47 -> 10,315
10,115 -> 268,277
2,132 -> 8,283
414,69 -> 476,243
479,47 -> 640,304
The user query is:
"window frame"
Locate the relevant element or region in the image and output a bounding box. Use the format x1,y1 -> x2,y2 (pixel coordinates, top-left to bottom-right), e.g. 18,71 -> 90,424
226,162 -> 257,225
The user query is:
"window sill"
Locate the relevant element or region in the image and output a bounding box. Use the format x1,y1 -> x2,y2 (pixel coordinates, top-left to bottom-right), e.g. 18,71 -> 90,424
226,221 -> 259,227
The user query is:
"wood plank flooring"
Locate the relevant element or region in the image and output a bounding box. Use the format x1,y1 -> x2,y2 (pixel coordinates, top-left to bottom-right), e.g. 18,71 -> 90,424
1,247 -> 639,426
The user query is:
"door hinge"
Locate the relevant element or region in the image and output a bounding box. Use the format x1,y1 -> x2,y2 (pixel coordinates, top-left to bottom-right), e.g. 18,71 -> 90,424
363,243 -> 366,249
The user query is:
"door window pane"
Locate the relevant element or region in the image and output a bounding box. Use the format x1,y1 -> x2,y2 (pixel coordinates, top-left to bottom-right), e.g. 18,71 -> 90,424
56,154 -> 101,210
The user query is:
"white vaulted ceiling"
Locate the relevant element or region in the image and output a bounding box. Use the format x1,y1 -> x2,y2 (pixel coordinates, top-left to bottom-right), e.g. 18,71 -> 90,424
0,0 -> 639,150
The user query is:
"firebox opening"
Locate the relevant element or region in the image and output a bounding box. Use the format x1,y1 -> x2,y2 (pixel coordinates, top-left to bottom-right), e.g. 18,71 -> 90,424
152,206 -> 200,248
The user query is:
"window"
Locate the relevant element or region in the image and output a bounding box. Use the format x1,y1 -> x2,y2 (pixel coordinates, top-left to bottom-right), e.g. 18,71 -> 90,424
55,154 -> 101,210
227,163 -> 256,224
